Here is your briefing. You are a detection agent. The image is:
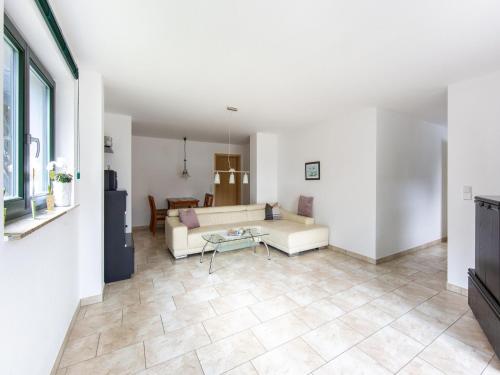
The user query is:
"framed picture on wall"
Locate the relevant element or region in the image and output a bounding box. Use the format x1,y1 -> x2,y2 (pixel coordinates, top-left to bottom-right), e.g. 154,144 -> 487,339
305,161 -> 320,180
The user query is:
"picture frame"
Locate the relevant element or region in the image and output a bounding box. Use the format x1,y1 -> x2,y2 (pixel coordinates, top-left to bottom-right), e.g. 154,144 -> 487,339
305,161 -> 320,180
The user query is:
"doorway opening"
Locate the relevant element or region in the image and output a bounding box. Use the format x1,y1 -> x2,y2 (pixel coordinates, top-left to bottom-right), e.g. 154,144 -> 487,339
214,153 -> 241,206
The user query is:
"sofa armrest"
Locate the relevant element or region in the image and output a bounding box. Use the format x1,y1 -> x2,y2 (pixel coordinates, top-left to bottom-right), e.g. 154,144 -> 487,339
281,209 -> 315,225
165,217 -> 188,251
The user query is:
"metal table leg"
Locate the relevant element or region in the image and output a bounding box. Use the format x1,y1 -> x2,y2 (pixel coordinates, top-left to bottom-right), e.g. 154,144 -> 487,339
250,233 -> 257,253
209,243 -> 219,274
200,241 -> 209,263
263,240 -> 271,260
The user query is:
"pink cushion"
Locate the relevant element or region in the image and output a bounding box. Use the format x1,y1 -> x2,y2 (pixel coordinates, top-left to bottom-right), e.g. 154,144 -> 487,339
298,195 -> 314,218
179,208 -> 200,229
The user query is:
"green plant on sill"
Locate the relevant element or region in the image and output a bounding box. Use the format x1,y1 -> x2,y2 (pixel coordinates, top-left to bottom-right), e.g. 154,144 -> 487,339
54,173 -> 73,183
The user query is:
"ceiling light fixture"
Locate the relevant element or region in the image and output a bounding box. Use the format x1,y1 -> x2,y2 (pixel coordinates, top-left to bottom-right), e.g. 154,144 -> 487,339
213,107 -> 249,185
181,137 -> 190,178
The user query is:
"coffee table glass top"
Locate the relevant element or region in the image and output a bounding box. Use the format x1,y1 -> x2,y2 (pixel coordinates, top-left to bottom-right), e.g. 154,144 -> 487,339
202,229 -> 269,244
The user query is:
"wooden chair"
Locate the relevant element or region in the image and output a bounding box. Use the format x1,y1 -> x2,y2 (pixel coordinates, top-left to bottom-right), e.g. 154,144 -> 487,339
148,195 -> 168,236
203,193 -> 214,207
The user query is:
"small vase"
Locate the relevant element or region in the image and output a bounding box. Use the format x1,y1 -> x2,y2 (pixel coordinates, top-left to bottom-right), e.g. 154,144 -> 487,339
46,194 -> 55,211
53,181 -> 72,207
31,198 -> 37,219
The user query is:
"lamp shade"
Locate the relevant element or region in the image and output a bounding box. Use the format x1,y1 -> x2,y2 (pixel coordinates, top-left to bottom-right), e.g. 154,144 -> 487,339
243,173 -> 249,184
229,172 -> 235,184
214,172 -> 220,184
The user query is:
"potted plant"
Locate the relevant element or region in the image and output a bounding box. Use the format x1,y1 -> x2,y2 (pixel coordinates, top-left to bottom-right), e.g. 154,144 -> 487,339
48,158 -> 73,207
53,172 -> 73,207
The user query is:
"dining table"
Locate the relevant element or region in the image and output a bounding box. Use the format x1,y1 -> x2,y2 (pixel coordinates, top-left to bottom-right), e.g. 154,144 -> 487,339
166,197 -> 200,210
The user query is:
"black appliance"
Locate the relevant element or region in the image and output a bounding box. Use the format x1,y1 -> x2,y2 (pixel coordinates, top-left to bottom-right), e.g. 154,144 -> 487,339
104,169 -> 117,191
468,196 -> 500,357
104,190 -> 134,282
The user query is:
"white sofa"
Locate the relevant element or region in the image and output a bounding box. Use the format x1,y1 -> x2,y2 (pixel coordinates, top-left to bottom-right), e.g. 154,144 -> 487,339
165,204 -> 329,259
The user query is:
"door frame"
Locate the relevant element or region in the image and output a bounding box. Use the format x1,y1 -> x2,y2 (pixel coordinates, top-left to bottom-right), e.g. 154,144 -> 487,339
213,153 -> 241,206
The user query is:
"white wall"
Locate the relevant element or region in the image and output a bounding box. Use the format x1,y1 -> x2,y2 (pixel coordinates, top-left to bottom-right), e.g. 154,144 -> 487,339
105,113 -> 132,232
77,69 -> 104,300
376,109 -> 447,259
250,133 -> 278,204
278,109 -> 378,259
132,136 -> 250,227
0,212 -> 79,374
448,70 -> 500,289
0,1 -> 81,374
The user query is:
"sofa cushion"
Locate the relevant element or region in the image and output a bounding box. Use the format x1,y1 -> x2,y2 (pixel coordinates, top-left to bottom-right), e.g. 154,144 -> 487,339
298,195 -> 314,217
265,204 -> 274,220
179,208 -> 200,229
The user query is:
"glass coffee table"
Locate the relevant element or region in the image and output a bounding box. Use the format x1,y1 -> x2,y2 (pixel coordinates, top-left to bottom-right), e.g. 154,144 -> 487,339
200,228 -> 270,274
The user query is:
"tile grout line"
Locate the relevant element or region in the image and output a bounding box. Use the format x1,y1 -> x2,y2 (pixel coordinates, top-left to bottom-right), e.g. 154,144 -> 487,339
194,350 -> 207,375
142,341 -> 147,370
400,305 -> 473,373
333,289 -> 459,373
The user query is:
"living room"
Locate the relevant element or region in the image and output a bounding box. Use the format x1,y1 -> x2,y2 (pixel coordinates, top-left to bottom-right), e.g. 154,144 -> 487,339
1,1 -> 500,375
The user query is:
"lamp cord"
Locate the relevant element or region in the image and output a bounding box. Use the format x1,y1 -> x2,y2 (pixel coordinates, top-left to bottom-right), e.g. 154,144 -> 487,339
227,127 -> 231,170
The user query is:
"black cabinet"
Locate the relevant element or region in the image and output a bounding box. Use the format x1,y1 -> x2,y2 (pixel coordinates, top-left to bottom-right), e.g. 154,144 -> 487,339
104,190 -> 134,283
475,196 -> 500,301
469,195 -> 500,357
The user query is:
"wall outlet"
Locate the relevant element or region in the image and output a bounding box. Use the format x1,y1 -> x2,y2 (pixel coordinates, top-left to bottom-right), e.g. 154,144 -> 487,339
463,185 -> 472,200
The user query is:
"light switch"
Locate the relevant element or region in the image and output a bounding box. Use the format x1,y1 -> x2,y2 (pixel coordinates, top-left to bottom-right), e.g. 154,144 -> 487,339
463,185 -> 472,200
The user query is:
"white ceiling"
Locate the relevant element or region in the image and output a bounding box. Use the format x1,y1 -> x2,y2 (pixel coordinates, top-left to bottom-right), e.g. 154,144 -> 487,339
51,0 -> 500,144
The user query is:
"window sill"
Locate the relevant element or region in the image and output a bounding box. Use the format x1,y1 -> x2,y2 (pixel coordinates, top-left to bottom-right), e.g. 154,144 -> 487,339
3,204 -> 79,241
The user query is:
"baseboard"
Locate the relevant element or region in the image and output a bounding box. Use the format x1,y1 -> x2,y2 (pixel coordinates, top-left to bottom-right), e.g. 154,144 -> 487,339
329,237 -> 447,265
80,292 -> 103,306
132,225 -> 149,231
329,245 -> 377,264
51,289 -> 105,374
376,238 -> 445,264
50,302 -> 80,375
447,282 -> 468,297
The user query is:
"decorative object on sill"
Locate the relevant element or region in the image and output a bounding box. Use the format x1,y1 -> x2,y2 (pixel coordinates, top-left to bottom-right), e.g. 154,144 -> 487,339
3,188 -> 6,224
305,161 -> 320,180
31,168 -> 37,219
213,106 -> 249,185
31,198 -> 37,219
46,195 -> 55,211
46,161 -> 56,211
54,173 -> 73,207
181,137 -> 190,178
104,136 -> 114,154
48,158 -> 73,207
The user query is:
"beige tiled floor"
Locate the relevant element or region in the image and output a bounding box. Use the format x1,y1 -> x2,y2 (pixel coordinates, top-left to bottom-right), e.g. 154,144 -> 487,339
58,230 -> 500,375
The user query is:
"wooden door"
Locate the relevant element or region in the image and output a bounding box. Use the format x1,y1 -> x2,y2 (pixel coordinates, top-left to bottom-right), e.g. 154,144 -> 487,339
214,154 -> 241,206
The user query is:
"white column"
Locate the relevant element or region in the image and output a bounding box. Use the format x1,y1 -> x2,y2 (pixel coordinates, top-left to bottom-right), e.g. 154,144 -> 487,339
250,132 -> 278,203
77,69 -> 105,301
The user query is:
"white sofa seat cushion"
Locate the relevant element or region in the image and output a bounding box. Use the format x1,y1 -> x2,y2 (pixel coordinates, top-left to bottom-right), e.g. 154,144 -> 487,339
260,220 -> 329,251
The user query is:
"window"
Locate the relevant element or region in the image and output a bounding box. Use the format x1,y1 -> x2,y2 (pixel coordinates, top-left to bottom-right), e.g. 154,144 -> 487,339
29,66 -> 53,196
3,16 -> 55,220
3,35 -> 20,200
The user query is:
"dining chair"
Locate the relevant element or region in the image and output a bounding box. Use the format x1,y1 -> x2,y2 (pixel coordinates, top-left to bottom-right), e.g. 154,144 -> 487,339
203,193 -> 214,207
148,195 -> 168,235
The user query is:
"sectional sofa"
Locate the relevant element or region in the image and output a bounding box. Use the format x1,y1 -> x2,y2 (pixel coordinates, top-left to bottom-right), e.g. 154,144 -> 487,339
165,204 -> 329,259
